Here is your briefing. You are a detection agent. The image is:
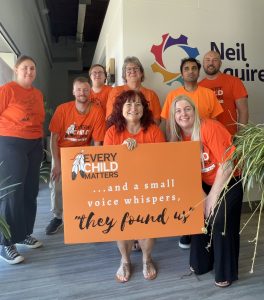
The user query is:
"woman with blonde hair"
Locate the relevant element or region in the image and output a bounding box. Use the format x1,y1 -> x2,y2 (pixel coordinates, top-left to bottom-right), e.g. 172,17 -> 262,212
169,94 -> 243,288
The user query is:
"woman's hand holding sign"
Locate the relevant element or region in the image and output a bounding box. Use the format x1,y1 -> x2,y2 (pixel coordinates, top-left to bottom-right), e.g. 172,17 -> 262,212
122,138 -> 137,150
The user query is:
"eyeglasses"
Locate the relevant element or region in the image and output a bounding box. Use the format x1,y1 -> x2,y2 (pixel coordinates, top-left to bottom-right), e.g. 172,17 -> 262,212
90,71 -> 104,76
126,67 -> 140,73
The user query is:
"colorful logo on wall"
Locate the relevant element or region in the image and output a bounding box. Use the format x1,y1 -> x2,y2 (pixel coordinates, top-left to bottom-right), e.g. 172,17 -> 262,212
151,34 -> 200,86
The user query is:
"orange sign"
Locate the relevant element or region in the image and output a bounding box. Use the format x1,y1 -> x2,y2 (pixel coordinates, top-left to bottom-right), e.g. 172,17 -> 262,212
61,142 -> 204,244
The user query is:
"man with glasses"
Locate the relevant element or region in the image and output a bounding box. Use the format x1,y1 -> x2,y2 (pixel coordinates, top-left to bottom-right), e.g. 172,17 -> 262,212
89,64 -> 112,116
45,77 -> 105,235
161,57 -> 223,249
106,56 -> 161,125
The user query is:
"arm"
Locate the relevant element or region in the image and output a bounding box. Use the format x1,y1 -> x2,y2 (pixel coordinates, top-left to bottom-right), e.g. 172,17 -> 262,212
236,97 -> 249,129
122,138 -> 137,150
0,86 -> 11,115
50,132 -> 61,182
204,161 -> 233,218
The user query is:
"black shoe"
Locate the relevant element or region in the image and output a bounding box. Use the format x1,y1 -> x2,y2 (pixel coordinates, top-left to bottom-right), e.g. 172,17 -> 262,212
17,235 -> 43,249
0,245 -> 24,264
46,218 -> 63,235
178,235 -> 191,249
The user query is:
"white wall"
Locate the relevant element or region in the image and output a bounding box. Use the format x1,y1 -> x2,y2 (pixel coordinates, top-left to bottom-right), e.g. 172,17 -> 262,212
94,0 -> 264,124
0,0 -> 52,110
93,0 -> 124,85
94,0 -> 264,201
0,57 -> 13,84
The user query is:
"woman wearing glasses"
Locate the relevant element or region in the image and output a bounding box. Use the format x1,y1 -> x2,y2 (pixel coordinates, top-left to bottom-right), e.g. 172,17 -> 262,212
106,56 -> 161,125
89,64 -> 112,116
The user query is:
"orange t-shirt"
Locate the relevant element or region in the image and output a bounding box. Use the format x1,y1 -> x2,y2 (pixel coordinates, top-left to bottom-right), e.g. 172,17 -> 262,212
106,85 -> 161,121
49,101 -> 106,148
0,81 -> 45,139
161,86 -> 223,120
104,124 -> 165,145
183,118 -> 235,185
90,85 -> 112,115
199,73 -> 248,135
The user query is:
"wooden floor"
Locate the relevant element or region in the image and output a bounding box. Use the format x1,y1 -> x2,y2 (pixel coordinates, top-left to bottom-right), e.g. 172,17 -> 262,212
0,183 -> 263,300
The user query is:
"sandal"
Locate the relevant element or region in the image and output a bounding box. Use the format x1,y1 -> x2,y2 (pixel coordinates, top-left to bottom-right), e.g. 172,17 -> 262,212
215,281 -> 231,288
143,260 -> 157,280
115,262 -> 131,283
131,240 -> 141,251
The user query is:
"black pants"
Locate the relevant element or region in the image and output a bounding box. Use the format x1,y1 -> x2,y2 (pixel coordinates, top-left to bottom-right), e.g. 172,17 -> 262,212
0,136 -> 43,245
190,177 -> 243,283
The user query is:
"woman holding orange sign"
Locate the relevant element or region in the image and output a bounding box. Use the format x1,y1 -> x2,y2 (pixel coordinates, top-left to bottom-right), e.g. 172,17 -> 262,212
104,90 -> 165,283
169,94 -> 243,288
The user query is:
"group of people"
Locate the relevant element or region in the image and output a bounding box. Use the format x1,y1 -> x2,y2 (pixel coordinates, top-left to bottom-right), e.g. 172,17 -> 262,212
0,51 -> 248,288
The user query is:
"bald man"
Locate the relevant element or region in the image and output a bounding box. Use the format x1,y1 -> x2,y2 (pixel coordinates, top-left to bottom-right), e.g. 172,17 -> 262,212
199,51 -> 249,135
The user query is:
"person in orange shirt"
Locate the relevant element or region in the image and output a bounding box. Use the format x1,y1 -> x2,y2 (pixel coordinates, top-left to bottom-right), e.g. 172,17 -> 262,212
162,57 -> 223,249
169,94 -> 243,288
161,57 -> 223,140
46,77 -> 106,235
0,55 -> 45,264
89,64 -> 112,115
106,56 -> 161,125
199,51 -> 249,135
104,90 -> 165,283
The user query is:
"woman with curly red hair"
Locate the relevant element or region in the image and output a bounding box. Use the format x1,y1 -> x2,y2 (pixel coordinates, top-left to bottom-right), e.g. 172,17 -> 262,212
104,90 -> 165,283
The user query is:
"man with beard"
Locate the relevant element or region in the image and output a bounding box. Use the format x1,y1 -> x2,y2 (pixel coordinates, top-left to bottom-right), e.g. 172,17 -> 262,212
161,58 -> 223,250
46,77 -> 105,235
199,51 -> 248,135
161,57 -> 223,139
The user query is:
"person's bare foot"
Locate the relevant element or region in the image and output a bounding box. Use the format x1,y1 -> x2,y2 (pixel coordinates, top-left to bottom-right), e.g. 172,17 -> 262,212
115,262 -> 131,283
143,260 -> 157,280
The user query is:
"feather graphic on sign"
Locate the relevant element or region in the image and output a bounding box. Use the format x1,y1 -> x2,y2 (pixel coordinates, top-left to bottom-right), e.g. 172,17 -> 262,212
71,151 -> 85,180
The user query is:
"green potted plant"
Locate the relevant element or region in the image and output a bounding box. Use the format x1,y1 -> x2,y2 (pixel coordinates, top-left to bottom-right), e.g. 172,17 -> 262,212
0,162 -> 21,239
206,123 -> 264,273
231,123 -> 264,272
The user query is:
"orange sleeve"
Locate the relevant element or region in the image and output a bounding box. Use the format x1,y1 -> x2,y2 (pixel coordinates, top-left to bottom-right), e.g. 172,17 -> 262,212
233,77 -> 248,99
0,85 -> 11,115
150,125 -> 166,142
202,119 -> 234,162
106,88 -> 121,119
103,126 -> 115,145
148,91 -> 161,120
91,105 -> 106,142
49,105 -> 64,134
161,92 -> 173,119
208,90 -> 223,118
